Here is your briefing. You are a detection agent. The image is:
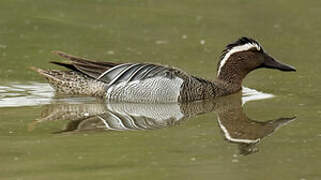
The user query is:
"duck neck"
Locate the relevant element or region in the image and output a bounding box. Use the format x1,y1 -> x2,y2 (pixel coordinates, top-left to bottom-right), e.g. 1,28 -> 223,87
215,69 -> 246,96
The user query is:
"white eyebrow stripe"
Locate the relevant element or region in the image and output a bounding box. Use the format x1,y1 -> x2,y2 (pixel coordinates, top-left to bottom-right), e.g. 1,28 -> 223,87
217,43 -> 260,77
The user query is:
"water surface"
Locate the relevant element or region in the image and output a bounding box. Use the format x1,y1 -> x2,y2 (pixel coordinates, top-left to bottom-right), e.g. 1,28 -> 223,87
0,0 -> 320,180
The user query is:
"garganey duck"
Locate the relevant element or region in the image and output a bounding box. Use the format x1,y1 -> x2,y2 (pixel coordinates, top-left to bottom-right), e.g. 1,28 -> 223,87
34,37 -> 296,103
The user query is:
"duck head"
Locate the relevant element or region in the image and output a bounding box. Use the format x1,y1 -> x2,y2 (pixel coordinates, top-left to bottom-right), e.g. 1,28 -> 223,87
217,37 -> 296,84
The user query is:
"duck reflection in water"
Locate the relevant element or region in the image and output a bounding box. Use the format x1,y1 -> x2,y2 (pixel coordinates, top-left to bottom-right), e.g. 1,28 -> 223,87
34,90 -> 295,155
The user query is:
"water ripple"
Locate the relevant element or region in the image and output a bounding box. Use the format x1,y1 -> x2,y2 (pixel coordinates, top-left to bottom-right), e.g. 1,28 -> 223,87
0,82 -> 274,108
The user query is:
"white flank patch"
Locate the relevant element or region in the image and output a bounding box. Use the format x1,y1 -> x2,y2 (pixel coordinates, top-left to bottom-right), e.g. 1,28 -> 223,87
217,43 -> 261,77
106,77 -> 184,103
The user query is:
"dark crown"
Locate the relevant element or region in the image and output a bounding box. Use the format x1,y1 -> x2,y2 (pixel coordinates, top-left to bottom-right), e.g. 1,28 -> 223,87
220,37 -> 263,59
225,37 -> 262,51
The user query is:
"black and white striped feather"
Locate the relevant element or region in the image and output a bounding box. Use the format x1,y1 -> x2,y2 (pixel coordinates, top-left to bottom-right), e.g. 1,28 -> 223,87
52,51 -> 177,87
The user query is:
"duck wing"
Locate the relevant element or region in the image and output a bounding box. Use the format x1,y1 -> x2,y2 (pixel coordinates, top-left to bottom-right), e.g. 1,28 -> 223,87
51,51 -> 118,79
51,51 -> 177,86
96,63 -> 175,87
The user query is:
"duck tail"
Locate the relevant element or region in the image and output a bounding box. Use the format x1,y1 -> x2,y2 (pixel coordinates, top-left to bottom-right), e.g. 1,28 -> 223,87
31,67 -> 106,97
30,67 -> 61,81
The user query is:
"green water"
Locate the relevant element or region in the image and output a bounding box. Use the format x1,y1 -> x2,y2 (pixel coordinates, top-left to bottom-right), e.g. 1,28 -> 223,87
1,0 -> 321,179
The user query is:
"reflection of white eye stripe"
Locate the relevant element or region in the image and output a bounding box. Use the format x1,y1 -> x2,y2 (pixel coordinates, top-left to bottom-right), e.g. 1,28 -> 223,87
217,117 -> 260,144
217,43 -> 261,77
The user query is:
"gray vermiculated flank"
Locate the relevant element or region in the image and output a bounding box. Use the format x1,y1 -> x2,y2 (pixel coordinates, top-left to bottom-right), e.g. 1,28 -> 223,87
92,63 -> 183,102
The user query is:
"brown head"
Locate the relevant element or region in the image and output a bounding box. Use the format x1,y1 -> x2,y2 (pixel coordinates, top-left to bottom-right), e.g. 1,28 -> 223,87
216,37 -> 296,91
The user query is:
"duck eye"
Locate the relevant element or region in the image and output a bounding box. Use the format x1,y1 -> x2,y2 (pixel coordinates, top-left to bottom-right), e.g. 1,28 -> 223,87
249,48 -> 259,52
250,48 -> 263,53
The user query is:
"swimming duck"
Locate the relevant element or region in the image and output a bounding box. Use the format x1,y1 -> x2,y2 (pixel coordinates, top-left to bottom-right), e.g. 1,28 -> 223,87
34,37 -> 296,103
